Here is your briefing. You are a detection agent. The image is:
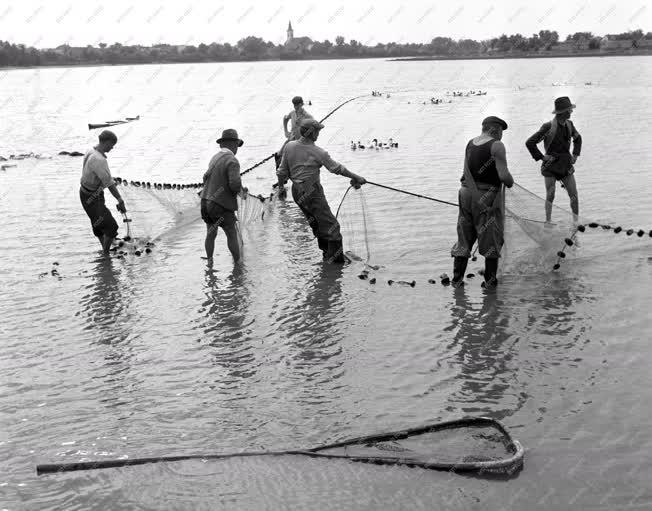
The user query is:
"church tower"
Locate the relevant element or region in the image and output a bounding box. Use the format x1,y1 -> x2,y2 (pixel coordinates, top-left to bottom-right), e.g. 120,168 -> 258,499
286,21 -> 294,43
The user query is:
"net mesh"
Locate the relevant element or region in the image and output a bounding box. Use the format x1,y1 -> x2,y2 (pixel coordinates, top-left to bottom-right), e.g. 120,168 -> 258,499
336,182 -> 607,279
117,185 -> 274,243
317,424 -> 514,467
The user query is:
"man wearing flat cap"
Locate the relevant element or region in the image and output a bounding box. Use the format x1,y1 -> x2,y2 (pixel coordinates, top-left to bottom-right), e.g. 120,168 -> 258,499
277,118 -> 367,263
451,116 -> 514,289
526,96 -> 582,222
79,129 -> 127,254
275,96 -> 315,170
200,129 -> 248,265
283,96 -> 313,142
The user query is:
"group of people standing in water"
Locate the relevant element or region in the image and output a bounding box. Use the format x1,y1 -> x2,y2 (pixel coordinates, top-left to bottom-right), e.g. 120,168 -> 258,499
79,94 -> 581,289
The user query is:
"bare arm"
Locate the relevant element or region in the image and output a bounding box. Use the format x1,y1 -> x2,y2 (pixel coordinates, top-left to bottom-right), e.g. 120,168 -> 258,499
491,141 -> 514,188
283,114 -> 291,138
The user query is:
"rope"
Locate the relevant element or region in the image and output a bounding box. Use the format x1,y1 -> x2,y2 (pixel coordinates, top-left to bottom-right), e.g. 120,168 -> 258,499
239,94 -> 369,176
366,181 -> 458,208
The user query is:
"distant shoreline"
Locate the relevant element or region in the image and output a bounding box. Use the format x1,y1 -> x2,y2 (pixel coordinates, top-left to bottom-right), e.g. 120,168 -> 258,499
391,49 -> 652,62
1,49 -> 651,72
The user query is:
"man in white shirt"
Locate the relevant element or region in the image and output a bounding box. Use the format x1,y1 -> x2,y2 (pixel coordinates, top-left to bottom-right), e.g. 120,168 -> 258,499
79,130 -> 127,254
275,96 -> 314,169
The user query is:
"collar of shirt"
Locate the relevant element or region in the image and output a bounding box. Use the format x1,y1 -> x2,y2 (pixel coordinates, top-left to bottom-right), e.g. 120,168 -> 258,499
219,147 -> 234,156
298,137 -> 314,145
93,146 -> 107,158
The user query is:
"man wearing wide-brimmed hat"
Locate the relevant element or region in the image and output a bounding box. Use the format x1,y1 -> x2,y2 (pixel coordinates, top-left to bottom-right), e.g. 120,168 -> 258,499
277,118 -> 366,263
200,129 -> 248,265
526,96 -> 582,222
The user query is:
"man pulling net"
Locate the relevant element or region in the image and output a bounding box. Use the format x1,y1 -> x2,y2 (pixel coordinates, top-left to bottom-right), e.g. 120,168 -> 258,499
451,116 -> 514,289
277,118 -> 367,263
79,130 -> 127,255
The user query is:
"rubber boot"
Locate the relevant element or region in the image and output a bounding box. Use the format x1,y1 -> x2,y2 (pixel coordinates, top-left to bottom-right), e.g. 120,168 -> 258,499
317,238 -> 329,258
325,239 -> 345,264
482,258 -> 499,289
452,256 -> 468,287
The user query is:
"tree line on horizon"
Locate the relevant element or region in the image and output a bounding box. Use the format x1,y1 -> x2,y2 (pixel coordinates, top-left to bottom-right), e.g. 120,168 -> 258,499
1,29 -> 651,67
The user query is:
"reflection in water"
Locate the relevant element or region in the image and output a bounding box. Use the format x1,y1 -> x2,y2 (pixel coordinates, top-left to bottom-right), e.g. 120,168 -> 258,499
448,288 -> 523,419
286,263 -> 348,409
81,258 -> 127,342
80,258 -> 139,412
199,266 -> 256,384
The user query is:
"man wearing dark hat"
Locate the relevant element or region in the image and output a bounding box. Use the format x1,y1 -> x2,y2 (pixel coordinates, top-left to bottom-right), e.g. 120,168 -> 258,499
200,129 -> 248,264
80,130 -> 127,254
526,96 -> 582,222
451,116 -> 514,289
277,118 -> 366,263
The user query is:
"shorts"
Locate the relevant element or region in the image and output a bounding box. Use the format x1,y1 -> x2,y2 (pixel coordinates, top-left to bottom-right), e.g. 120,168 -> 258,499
291,181 -> 342,241
80,187 -> 119,239
451,185 -> 504,259
201,199 -> 237,228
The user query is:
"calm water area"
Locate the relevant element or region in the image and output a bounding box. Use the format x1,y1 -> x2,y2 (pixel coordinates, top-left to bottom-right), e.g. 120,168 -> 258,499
1,56 -> 652,509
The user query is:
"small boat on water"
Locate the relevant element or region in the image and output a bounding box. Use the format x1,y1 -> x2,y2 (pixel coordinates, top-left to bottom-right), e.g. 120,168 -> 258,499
88,115 -> 140,130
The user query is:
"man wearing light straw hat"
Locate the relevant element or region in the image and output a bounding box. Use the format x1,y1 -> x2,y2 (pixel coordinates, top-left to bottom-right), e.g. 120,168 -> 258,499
525,96 -> 582,222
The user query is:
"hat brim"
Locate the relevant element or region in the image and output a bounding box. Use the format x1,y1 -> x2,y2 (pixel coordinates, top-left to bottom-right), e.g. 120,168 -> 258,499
552,104 -> 576,114
216,138 -> 244,147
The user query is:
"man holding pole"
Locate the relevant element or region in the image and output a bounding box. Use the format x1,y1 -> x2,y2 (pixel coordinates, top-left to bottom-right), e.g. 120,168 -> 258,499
79,130 -> 127,255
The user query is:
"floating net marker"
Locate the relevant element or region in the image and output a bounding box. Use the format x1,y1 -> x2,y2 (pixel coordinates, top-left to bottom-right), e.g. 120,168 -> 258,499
36,417 -> 524,476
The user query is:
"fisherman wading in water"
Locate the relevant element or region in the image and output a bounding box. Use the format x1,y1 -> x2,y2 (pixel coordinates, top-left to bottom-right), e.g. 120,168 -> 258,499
275,96 -> 313,169
525,96 -> 582,223
451,116 -> 514,289
200,129 -> 248,265
79,130 -> 126,254
277,118 -> 366,263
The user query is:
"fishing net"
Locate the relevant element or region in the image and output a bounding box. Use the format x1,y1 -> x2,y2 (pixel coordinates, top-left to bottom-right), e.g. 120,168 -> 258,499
111,179 -> 275,257
337,181 -> 648,281
37,417 -> 523,476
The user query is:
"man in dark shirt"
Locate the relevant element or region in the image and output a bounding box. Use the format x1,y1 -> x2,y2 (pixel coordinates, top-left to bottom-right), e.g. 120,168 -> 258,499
200,129 -> 248,265
525,97 -> 582,222
451,116 -> 514,289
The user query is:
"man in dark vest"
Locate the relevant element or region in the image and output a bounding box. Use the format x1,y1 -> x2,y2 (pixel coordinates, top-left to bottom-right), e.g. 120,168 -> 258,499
451,116 -> 514,289
200,129 -> 248,265
525,96 -> 582,222
277,118 -> 366,263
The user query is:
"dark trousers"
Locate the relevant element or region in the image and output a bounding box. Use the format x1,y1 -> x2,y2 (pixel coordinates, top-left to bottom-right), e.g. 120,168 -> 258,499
80,187 -> 118,239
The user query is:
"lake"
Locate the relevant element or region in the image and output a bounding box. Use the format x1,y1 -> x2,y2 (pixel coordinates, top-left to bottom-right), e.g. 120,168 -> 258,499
1,56 -> 652,510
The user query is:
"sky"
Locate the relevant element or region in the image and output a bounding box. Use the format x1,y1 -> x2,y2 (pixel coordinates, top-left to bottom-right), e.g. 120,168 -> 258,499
1,0 -> 650,49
